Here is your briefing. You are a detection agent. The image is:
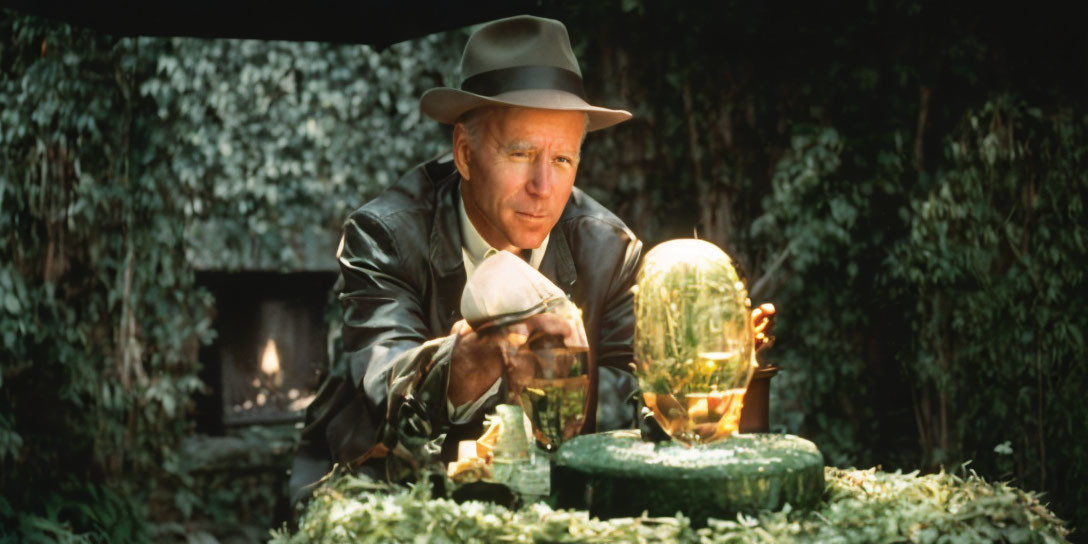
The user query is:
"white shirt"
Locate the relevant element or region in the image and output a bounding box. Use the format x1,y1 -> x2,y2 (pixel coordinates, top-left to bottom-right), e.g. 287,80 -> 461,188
448,187 -> 550,423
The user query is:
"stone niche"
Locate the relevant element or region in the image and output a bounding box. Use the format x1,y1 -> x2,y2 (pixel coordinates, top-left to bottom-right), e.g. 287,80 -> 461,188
194,270 -> 336,433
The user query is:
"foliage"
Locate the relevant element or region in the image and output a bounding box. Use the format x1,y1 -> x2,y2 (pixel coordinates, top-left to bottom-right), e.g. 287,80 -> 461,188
3,1 -> 1088,540
558,1 -> 1088,532
742,82 -> 1088,535
167,425 -> 300,536
278,471 -> 697,543
0,10 -> 461,540
886,99 -> 1088,527
0,13 -> 204,540
0,480 -> 146,543
137,32 -> 461,271
275,467 -> 1069,543
708,467 -> 1070,543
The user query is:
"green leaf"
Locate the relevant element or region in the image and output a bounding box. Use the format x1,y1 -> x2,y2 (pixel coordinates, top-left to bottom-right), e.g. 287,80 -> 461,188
3,294 -> 19,314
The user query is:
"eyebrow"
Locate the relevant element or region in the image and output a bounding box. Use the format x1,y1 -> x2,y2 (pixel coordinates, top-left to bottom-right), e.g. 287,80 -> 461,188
500,140 -> 581,159
501,141 -> 535,153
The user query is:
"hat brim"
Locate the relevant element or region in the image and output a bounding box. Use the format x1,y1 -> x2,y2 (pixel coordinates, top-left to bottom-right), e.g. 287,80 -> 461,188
420,87 -> 631,132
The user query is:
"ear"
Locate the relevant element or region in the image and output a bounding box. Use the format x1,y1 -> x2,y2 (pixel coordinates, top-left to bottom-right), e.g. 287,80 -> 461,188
452,123 -> 471,181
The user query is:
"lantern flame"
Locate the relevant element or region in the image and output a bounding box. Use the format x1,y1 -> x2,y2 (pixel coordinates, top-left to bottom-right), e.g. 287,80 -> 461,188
260,338 -> 281,376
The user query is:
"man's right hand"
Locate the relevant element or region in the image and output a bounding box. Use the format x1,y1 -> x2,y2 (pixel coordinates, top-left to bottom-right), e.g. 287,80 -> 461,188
447,314 -> 576,407
447,320 -> 506,407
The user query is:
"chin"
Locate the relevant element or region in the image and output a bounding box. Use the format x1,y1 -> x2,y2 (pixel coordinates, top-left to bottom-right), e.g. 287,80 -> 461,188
511,233 -> 547,251
514,239 -> 545,251
504,223 -> 551,251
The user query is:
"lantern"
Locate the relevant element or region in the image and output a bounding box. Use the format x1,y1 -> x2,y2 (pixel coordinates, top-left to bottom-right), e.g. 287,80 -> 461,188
634,239 -> 755,445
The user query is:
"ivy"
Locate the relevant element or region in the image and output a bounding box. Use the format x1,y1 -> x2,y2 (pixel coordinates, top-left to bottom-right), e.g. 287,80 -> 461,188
277,467 -> 1069,543
3,2 -> 1088,538
0,12 -> 210,540
0,11 -> 463,539
136,32 -> 462,271
558,1 -> 1087,531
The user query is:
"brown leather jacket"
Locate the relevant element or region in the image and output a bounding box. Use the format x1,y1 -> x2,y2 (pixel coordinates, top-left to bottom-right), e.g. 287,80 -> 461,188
290,155 -> 642,502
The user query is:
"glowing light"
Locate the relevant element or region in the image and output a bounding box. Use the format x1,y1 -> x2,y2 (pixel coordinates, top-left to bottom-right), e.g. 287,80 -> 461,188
289,394 -> 316,412
260,338 -> 281,376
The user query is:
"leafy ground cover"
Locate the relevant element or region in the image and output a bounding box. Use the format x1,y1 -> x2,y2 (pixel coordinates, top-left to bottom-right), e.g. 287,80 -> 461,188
277,466 -> 1069,543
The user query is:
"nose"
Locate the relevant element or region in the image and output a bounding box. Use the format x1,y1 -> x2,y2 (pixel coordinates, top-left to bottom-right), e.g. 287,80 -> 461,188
525,159 -> 553,198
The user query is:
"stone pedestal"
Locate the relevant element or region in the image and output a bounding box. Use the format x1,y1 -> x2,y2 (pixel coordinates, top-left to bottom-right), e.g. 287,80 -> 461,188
552,430 -> 824,527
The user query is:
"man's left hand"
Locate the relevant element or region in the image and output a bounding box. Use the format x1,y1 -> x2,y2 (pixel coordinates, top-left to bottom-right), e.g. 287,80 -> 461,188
752,303 -> 776,352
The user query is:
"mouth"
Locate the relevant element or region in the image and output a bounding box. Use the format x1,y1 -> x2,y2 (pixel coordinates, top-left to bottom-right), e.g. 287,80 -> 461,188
516,212 -> 548,220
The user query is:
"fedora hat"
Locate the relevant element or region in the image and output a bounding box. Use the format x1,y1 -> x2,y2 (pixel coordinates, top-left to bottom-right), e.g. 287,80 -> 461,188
420,15 -> 631,132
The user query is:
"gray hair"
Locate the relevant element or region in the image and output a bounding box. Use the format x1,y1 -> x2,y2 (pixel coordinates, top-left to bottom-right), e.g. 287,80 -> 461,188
455,106 -> 501,150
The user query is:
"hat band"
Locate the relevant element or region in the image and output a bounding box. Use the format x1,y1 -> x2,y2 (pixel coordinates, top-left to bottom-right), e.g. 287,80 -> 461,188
460,65 -> 586,100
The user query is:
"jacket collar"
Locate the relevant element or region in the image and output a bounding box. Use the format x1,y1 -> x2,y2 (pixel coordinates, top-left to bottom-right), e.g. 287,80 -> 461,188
539,220 -> 577,296
429,165 -> 466,278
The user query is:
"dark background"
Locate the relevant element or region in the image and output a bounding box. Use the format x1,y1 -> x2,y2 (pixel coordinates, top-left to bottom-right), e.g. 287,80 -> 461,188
2,1 -> 1086,541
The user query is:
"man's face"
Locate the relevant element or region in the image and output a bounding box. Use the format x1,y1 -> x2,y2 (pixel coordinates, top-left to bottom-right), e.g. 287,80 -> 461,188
455,107 -> 586,252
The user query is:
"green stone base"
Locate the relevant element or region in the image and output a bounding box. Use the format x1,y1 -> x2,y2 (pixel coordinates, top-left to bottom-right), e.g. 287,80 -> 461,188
552,431 -> 824,526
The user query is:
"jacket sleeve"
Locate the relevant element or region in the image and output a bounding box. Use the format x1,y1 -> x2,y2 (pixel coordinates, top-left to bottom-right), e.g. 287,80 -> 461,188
596,227 -> 643,373
333,209 -> 452,473
594,228 -> 644,431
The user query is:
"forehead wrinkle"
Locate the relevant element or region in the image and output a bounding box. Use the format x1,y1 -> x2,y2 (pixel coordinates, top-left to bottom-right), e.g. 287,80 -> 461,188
483,109 -> 586,157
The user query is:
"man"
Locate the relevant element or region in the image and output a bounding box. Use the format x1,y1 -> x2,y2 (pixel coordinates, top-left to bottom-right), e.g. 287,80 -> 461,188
289,15 -> 642,503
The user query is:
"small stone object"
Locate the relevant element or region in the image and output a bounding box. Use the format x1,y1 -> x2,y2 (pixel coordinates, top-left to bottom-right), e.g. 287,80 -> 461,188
493,404 -> 531,460
491,404 -> 551,499
512,451 -> 551,499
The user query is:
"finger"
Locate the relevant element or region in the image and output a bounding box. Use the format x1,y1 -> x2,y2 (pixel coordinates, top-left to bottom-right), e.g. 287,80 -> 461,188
762,335 -> 775,350
755,332 -> 775,352
751,303 -> 775,317
530,313 -> 590,350
504,350 -> 539,383
449,319 -> 472,337
564,324 -> 590,351
504,323 -> 530,347
524,313 -> 573,338
752,303 -> 776,336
